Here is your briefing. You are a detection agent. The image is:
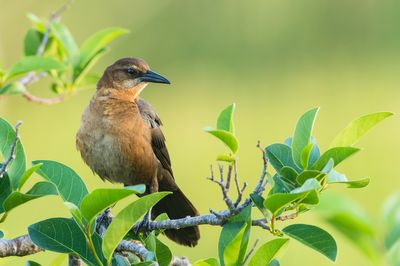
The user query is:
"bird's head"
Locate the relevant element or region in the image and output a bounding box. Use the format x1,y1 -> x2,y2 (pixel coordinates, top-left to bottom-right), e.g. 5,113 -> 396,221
97,57 -> 170,97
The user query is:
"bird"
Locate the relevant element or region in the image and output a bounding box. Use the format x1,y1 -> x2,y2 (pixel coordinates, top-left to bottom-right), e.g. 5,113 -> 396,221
76,57 -> 200,247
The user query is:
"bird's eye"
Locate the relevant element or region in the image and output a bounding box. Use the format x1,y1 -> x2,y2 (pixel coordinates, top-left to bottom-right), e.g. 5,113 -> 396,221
127,68 -> 137,75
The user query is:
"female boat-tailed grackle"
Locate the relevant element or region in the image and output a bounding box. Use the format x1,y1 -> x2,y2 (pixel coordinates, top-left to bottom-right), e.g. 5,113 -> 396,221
76,58 -> 200,247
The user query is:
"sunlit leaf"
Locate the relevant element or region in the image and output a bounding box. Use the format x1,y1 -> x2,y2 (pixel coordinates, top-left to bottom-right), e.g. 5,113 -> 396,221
102,192 -> 170,263
327,170 -> 369,188
5,56 -> 65,80
283,224 -> 337,261
51,22 -> 79,60
223,223 -> 247,266
18,163 -> 42,191
218,206 -> 251,266
292,108 -> 319,168
32,160 -> 88,206
311,147 -> 360,171
300,143 -> 314,169
80,187 -> 142,226
331,112 -> 393,147
248,238 -> 289,266
76,27 -> 129,70
217,103 -> 235,133
204,128 -> 239,154
193,258 -> 220,266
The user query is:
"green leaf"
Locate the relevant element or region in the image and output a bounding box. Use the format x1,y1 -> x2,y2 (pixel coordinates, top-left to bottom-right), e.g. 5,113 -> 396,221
204,128 -> 239,154
0,230 -> 3,238
331,112 -> 393,147
296,170 -> 320,185
292,108 -> 319,168
383,193 -> 400,250
0,173 -> 12,214
0,83 -> 26,95
282,224 -> 337,262
218,206 -> 251,266
265,181 -> 319,216
2,182 -> 57,214
300,143 -> 314,169
290,178 -> 321,194
80,188 -> 140,226
25,261 -> 42,266
28,218 -> 104,266
327,170 -> 370,188
223,223 -> 247,266
308,141 -> 320,168
32,160 -> 88,206
76,27 -> 129,70
27,13 -> 46,32
268,259 -> 280,266
64,202 -> 83,225
18,163 -> 43,191
217,103 -> 235,133
248,238 -> 289,266
250,193 -> 270,218
311,147 -> 360,171
154,237 -> 172,266
193,258 -> 220,266
24,29 -> 43,56
216,154 -> 235,163
51,22 -> 79,60
265,144 -> 300,173
73,48 -> 108,85
279,166 -> 298,186
5,56 -> 65,80
264,193 -> 304,216
102,192 -> 170,263
0,118 -> 26,189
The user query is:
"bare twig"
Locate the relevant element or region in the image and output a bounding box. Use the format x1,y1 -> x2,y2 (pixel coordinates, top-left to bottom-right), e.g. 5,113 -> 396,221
241,238 -> 260,266
208,165 -> 235,211
0,121 -> 22,178
254,141 -> 269,194
233,160 -> 241,196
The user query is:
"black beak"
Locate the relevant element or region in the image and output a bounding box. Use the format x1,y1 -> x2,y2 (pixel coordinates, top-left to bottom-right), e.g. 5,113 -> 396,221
140,70 -> 171,84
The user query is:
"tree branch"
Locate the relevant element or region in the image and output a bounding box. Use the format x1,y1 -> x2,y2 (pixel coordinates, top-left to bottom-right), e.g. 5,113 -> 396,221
0,143 -> 271,263
0,235 -> 42,257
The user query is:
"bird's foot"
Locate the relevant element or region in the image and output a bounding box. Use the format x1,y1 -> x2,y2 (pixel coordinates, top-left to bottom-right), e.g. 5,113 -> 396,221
135,210 -> 152,235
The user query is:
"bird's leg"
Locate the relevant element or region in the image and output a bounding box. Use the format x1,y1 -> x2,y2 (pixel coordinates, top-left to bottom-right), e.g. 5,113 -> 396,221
135,170 -> 159,235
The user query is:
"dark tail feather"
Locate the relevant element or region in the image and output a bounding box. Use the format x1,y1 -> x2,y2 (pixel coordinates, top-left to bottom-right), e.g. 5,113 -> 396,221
151,188 -> 200,247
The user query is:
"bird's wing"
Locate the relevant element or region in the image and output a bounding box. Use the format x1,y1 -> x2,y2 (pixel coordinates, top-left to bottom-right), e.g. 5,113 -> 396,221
137,98 -> 173,177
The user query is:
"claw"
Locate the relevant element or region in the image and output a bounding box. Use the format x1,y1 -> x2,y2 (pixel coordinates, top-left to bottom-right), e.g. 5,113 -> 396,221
135,209 -> 152,235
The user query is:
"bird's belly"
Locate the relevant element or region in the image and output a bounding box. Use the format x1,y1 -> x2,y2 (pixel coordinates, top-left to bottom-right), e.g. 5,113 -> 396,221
77,124 -> 156,186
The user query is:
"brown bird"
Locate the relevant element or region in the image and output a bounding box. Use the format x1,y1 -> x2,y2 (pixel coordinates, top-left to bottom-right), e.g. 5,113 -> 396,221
76,57 -> 200,247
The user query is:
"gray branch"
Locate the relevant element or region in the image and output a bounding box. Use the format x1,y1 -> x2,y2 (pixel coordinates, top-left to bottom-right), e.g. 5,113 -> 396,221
0,235 -> 42,257
0,143 -> 271,264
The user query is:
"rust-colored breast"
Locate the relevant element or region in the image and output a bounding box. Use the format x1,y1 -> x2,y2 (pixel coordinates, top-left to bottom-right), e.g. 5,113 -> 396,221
76,90 -> 158,185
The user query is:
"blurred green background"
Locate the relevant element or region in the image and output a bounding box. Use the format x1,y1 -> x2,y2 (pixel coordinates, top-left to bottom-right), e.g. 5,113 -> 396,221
1,0 -> 400,265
